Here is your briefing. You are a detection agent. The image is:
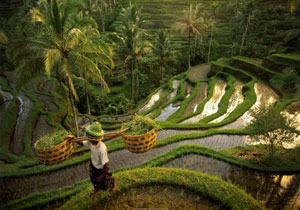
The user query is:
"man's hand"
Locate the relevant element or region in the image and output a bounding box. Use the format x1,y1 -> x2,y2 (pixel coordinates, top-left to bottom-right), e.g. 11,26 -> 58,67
96,174 -> 105,182
65,135 -> 75,142
96,163 -> 109,182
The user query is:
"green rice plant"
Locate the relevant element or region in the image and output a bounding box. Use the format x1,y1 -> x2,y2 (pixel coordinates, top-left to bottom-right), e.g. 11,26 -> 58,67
199,73 -> 235,123
22,88 -> 43,157
59,168 -> 265,210
0,96 -> 18,155
35,129 -> 70,149
122,115 -> 161,135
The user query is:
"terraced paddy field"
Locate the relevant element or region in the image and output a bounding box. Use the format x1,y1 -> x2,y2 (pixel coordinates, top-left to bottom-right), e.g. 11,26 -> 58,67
114,0 -> 292,59
1,54 -> 300,210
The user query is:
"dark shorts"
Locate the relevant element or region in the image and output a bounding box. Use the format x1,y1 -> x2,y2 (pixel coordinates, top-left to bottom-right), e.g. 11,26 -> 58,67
89,161 -> 115,191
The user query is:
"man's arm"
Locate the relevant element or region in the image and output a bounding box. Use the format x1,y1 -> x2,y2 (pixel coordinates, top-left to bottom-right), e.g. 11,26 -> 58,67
65,135 -> 84,146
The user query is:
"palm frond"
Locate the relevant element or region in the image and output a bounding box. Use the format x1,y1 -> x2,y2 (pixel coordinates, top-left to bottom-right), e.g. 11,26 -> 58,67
30,7 -> 46,24
44,49 -> 60,78
0,30 -> 9,47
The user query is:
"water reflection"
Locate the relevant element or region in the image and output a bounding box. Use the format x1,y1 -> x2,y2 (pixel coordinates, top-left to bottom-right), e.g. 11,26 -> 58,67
169,80 -> 180,99
244,111 -> 300,149
163,154 -> 300,210
138,89 -> 164,114
220,82 -> 279,129
155,103 -> 181,121
155,80 -> 181,121
184,83 -> 208,115
210,80 -> 244,123
181,79 -> 226,124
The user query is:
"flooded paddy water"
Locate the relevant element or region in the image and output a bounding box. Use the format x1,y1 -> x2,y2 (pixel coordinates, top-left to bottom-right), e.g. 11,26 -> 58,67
184,83 -> 208,115
138,89 -> 164,114
164,154 -> 300,210
155,80 -> 181,121
181,79 -> 227,124
210,80 -> 244,123
220,82 -> 279,129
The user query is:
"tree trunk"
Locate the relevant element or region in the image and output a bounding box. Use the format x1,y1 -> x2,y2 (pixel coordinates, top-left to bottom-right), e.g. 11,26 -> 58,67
85,83 -> 91,115
131,59 -> 135,102
160,57 -> 163,80
101,17 -> 105,32
208,26 -> 214,62
239,16 -> 250,56
188,31 -> 191,68
68,83 -> 79,137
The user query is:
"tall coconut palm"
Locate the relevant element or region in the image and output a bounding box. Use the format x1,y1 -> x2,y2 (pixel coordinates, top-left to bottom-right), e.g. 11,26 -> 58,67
207,2 -> 218,62
233,0 -> 258,56
287,0 -> 300,13
152,29 -> 174,81
173,3 -> 208,67
81,0 -> 108,32
6,0 -> 114,136
116,3 -> 150,102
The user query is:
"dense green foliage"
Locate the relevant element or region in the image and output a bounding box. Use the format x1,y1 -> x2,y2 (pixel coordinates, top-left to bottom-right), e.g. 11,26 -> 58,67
35,129 -> 69,149
122,115 -> 160,135
1,1 -> 300,209
60,168 -> 265,210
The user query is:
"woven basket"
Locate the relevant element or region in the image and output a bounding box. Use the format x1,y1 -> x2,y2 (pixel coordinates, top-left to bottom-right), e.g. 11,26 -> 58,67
122,128 -> 157,153
34,139 -> 74,165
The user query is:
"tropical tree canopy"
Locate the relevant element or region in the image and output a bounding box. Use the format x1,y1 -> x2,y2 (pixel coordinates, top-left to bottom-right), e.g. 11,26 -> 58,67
5,0 -> 114,135
287,0 -> 300,13
116,3 -> 150,101
152,29 -> 174,80
173,3 -> 209,67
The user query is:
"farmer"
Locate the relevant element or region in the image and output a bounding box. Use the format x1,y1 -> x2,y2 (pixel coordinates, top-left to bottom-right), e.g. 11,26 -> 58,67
68,122 -> 117,199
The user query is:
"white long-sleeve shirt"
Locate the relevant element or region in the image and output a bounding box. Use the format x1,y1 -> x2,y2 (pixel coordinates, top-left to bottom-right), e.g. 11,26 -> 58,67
83,141 -> 109,169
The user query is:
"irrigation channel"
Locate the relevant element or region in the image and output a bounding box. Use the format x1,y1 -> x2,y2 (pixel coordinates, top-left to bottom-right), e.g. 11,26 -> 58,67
1,64 -> 300,209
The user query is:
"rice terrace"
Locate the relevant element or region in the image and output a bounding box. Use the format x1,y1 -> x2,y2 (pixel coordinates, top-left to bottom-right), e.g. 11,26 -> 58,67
0,0 -> 300,209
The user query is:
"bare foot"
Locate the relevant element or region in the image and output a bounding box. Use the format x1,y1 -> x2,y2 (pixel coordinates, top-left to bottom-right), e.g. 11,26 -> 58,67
111,181 -> 117,195
91,191 -> 98,200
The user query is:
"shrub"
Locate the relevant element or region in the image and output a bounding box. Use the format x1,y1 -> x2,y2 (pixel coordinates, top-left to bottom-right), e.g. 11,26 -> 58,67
246,106 -> 299,157
271,67 -> 300,92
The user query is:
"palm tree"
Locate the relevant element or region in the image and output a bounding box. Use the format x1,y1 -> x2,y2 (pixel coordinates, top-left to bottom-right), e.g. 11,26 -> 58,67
6,0 -> 114,136
152,29 -> 174,81
207,2 -> 218,62
233,0 -> 258,56
275,15 -> 300,52
287,0 -> 300,13
116,3 -> 149,102
81,0 -> 108,32
228,0 -> 243,13
173,3 -> 208,67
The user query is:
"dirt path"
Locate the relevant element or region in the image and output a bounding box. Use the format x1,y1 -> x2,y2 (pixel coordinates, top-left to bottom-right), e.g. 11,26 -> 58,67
188,64 -> 211,82
184,83 -> 208,115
